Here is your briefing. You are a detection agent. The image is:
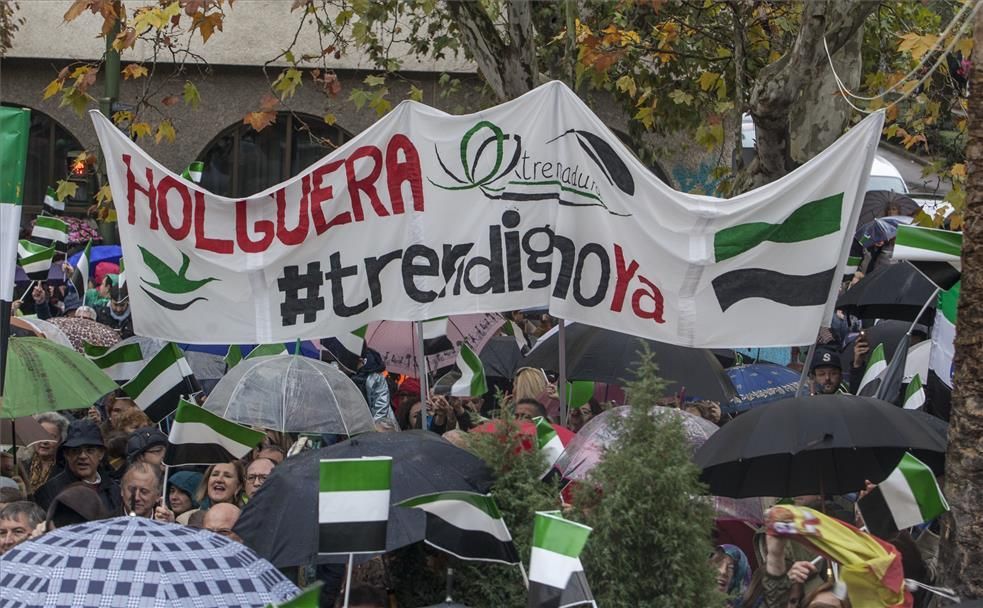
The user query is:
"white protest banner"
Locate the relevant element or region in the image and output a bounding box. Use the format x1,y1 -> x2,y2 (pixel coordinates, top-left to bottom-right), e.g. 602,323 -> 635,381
91,81 -> 882,347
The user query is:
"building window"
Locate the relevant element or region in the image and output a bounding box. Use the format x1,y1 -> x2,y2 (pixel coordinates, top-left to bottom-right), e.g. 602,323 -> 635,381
198,112 -> 351,198
1,103 -> 84,211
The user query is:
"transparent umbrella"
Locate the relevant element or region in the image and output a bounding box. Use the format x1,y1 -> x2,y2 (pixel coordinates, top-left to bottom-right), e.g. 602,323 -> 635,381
203,355 -> 375,435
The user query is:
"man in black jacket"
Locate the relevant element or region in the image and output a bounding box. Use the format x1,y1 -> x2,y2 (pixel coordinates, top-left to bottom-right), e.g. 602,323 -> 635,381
34,419 -> 121,516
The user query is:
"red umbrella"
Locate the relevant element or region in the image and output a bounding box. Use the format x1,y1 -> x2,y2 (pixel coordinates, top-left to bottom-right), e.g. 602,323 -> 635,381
470,419 -> 575,453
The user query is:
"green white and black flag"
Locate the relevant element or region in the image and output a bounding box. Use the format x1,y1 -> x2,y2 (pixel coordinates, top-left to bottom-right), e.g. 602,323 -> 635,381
70,240 -> 92,299
534,416 -> 564,479
31,215 -> 68,250
902,374 -> 926,410
17,240 -> 55,281
397,491 -> 520,564
319,456 -> 392,555
893,225 -> 961,291
84,338 -> 145,382
450,343 -> 487,397
859,453 -> 948,538
182,161 -> 204,184
43,186 -> 65,213
121,342 -> 194,421
528,511 -> 594,608
166,399 -> 265,466
857,343 -> 886,397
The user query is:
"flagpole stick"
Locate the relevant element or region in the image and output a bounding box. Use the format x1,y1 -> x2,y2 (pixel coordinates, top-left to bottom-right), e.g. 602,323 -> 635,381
13,280 -> 36,306
517,561 -> 530,589
161,464 -> 170,508
416,320 -> 429,430
794,342 -> 817,397
558,320 -> 568,427
342,552 -> 354,608
907,287 -> 940,336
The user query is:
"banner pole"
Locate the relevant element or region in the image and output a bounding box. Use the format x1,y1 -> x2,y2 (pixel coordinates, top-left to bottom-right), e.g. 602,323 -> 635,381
558,320 -> 568,426
0,300 -> 11,402
416,320 -> 429,430
794,343 -> 817,397
908,288 -> 940,335
342,552 -> 354,607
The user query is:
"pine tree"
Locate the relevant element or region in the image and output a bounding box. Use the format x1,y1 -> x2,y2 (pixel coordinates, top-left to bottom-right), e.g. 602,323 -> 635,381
573,342 -> 723,607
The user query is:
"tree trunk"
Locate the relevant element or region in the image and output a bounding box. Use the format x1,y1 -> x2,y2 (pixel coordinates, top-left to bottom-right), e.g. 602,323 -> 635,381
446,0 -> 538,101
939,8 -> 983,599
790,26 -> 863,163
746,0 -> 874,188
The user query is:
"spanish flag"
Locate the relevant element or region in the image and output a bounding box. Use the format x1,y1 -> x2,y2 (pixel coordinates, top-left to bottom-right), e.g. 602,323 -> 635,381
766,505 -> 912,608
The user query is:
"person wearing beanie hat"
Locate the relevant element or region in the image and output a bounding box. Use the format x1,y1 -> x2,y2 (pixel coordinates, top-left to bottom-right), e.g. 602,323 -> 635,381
33,419 -> 121,515
126,427 -> 168,466
808,345 -> 845,396
166,470 -> 203,517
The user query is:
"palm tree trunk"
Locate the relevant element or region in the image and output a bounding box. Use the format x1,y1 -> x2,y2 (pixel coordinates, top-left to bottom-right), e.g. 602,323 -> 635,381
939,7 -> 983,598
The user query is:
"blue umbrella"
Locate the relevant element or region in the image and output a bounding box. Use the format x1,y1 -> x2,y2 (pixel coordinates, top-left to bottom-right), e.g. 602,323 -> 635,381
0,516 -> 298,607
67,244 -> 123,272
855,215 -> 912,248
723,363 -> 801,414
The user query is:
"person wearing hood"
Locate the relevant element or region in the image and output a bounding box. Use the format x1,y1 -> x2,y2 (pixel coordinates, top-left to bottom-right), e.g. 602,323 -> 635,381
126,426 -> 168,466
33,419 -> 121,515
352,349 -> 396,424
95,282 -> 133,339
166,470 -> 202,517
45,483 -> 111,529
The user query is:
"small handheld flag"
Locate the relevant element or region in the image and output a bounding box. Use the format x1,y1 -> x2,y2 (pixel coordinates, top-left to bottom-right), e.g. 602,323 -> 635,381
31,215 -> 69,250
122,342 -> 195,422
182,161 -> 204,184
397,491 -> 520,564
528,511 -> 593,608
533,417 -> 564,479
859,453 -> 948,539
43,186 -> 65,212
319,456 -> 392,555
892,225 -> 961,291
902,374 -> 925,410
857,343 -> 886,397
450,343 -> 487,397
166,399 -> 265,466
84,338 -> 145,383
70,240 -> 92,299
17,240 -> 55,281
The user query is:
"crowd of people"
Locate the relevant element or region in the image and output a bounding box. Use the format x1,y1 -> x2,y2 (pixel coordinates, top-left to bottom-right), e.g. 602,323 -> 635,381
0,217 -> 953,608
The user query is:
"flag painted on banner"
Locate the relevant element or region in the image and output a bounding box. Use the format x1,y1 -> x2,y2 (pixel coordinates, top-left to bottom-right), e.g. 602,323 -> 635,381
91,82 -> 883,348
528,511 -> 593,608
319,456 -> 392,555
397,491 -> 520,564
166,399 -> 265,465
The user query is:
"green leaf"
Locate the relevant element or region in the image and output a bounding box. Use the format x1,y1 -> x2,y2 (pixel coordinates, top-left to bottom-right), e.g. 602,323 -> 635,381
183,81 -> 201,108
668,89 -> 693,105
408,85 -> 424,102
363,74 -> 386,87
273,67 -> 303,99
616,74 -> 637,97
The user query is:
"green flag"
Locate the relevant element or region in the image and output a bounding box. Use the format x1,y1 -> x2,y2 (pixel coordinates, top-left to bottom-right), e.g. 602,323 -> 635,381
1,106 -> 31,302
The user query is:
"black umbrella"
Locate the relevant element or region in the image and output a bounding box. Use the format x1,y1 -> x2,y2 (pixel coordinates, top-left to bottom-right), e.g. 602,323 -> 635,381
522,323 -> 736,403
694,394 -> 947,498
234,431 -> 493,567
479,336 -> 524,379
858,190 -> 920,226
836,262 -> 937,321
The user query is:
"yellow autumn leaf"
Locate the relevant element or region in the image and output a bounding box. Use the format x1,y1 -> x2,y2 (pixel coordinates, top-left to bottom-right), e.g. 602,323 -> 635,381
95,184 -> 113,205
956,37 -> 973,57
55,180 -> 78,201
130,122 -> 152,139
42,79 -> 63,100
951,163 -> 966,178
155,120 -> 176,144
698,72 -> 719,92
897,33 -> 939,61
323,113 -> 336,126
121,64 -> 148,80
616,75 -> 637,98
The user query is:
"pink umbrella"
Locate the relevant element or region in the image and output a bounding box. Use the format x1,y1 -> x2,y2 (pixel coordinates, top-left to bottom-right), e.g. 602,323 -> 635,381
364,314 -> 504,376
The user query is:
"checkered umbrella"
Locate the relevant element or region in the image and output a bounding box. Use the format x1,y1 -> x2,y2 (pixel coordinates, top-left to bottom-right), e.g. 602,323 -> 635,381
0,516 -> 298,607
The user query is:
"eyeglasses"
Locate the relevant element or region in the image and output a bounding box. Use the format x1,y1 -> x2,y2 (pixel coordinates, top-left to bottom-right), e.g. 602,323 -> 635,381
246,474 -> 268,484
